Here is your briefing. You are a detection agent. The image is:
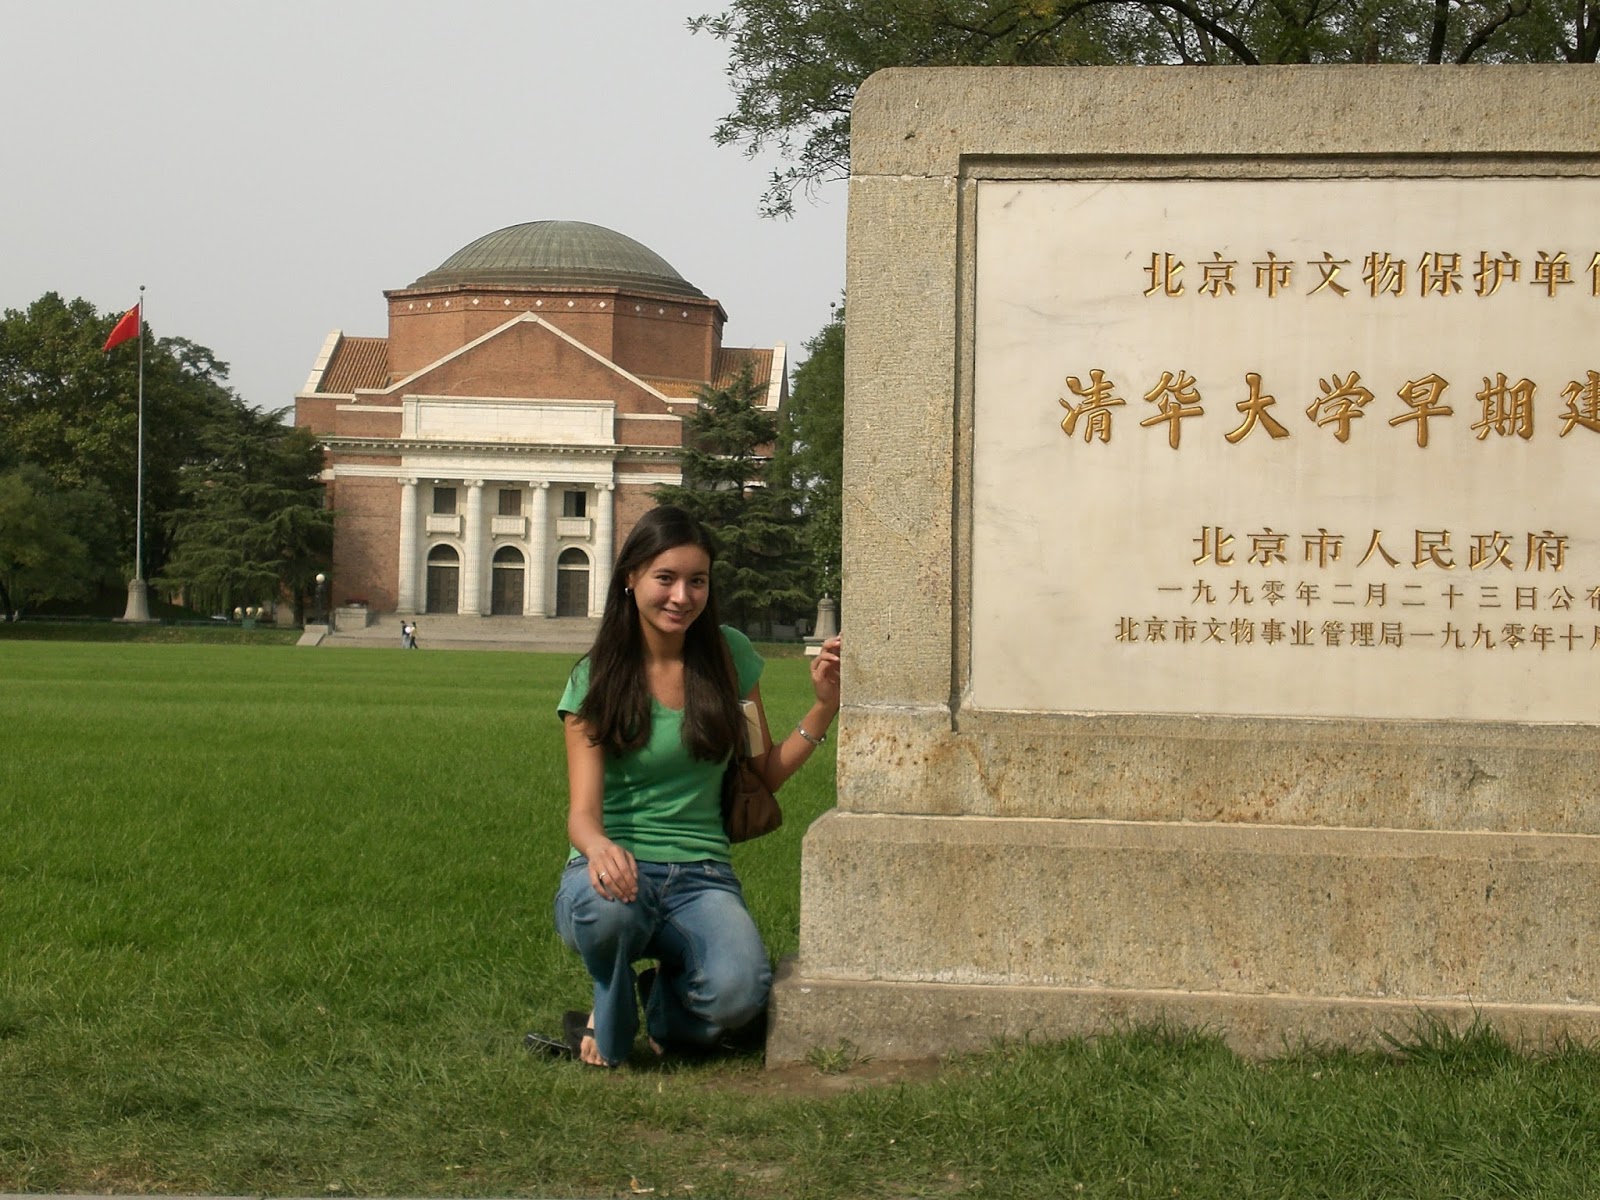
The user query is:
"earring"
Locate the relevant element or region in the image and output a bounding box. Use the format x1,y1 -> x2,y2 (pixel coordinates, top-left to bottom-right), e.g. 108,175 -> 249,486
623,586 -> 633,598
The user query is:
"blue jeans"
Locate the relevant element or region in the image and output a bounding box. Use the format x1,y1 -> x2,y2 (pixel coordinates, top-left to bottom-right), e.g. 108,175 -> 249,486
554,857 -> 772,1064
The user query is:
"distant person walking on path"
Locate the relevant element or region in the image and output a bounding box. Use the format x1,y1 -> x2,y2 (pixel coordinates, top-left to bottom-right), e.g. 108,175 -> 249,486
401,620 -> 419,649
545,505 -> 841,1067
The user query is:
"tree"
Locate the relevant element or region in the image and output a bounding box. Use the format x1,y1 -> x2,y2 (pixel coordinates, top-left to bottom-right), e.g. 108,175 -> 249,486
654,365 -> 813,632
778,305 -> 844,597
692,1 -> 1589,217
0,465 -> 119,617
0,292 -> 247,589
157,406 -> 332,620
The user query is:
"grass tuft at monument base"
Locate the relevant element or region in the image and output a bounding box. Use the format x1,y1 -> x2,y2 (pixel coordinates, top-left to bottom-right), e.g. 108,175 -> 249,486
3,642 -> 1598,1198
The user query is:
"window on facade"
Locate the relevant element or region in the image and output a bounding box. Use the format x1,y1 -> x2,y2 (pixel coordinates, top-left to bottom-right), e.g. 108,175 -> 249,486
562,490 -> 587,518
498,488 -> 523,517
432,486 -> 458,515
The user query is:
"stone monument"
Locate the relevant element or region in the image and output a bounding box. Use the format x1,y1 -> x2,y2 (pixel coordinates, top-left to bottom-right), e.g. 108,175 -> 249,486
804,595 -> 839,657
767,65 -> 1600,1063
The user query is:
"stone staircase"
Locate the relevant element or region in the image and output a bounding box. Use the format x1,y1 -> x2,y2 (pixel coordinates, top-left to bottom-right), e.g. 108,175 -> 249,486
321,611 -> 600,654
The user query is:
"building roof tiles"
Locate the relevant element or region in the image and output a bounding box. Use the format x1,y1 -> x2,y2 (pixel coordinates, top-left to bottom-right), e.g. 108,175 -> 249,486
319,336 -> 390,394
713,347 -> 773,389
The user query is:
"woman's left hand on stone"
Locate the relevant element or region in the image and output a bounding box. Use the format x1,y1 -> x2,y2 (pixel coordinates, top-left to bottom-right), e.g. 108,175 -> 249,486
810,635 -> 841,708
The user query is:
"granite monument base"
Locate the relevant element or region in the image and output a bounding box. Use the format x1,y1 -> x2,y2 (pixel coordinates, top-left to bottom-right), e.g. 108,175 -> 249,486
769,807 -> 1600,1063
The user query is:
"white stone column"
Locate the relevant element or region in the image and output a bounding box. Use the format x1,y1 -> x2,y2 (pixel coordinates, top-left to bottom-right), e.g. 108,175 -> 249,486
593,482 -> 615,617
528,481 -> 550,617
397,478 -> 419,614
462,480 -> 485,616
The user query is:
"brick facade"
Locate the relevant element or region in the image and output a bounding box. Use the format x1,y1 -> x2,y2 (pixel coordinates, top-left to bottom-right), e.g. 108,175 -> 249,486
294,220 -> 785,619
327,471 -> 402,611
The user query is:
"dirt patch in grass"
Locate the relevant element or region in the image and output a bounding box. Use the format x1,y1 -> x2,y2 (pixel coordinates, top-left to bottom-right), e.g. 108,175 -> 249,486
729,1056 -> 944,1097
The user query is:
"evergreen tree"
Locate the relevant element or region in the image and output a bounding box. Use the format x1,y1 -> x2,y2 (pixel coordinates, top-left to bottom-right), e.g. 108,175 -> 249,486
780,306 -> 844,600
654,365 -> 812,634
0,292 -> 250,590
158,407 -> 332,620
0,292 -> 331,618
0,465 -> 118,617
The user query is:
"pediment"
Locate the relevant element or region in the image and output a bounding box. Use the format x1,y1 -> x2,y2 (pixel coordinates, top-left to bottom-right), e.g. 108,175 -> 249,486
370,314 -> 676,414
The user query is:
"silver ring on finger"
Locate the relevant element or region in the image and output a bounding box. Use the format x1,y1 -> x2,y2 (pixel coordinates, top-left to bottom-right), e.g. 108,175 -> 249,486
599,871 -> 608,880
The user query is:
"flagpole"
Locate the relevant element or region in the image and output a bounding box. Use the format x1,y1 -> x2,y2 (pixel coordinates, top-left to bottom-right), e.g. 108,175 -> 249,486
119,285 -> 154,623
135,283 -> 145,581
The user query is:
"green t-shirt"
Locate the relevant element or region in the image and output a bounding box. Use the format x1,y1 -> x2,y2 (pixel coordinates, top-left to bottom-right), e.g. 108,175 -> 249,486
558,625 -> 764,864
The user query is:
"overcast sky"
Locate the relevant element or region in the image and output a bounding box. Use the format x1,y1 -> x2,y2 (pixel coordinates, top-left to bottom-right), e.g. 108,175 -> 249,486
1,2 -> 847,410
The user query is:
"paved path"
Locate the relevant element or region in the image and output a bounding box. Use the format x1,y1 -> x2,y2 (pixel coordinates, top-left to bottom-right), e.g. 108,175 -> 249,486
315,612 -> 599,655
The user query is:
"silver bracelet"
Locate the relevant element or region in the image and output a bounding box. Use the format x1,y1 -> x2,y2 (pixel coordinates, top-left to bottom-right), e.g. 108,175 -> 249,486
796,724 -> 826,747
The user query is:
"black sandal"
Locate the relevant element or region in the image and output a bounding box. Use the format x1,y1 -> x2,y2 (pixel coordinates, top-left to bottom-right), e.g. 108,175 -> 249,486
523,1009 -> 597,1059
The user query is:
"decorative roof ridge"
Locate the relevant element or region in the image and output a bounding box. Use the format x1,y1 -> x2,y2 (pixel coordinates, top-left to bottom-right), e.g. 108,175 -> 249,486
317,435 -> 683,459
384,281 -> 723,302
377,312 -> 678,409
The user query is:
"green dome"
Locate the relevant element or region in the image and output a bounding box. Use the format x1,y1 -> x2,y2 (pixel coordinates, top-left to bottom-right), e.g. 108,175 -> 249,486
409,220 -> 704,297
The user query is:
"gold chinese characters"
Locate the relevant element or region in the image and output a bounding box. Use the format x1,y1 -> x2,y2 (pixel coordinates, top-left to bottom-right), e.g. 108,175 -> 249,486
1143,250 -> 1596,300
1115,614 -> 1600,653
1111,527 -> 1594,653
1058,369 -> 1600,447
1190,526 -> 1569,572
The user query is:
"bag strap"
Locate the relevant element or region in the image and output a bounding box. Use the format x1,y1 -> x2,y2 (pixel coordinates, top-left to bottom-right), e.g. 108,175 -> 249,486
718,628 -> 747,761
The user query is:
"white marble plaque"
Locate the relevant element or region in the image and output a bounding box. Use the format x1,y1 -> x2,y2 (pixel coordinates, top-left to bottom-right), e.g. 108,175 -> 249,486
971,178 -> 1600,722
407,397 -> 614,445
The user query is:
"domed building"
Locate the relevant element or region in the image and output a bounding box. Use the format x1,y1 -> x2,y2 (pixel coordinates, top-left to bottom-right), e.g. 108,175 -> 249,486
295,221 -> 786,620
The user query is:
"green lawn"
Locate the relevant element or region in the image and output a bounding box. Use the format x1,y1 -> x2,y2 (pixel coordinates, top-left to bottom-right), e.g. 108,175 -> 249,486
0,619 -> 303,645
3,642 -> 1599,1198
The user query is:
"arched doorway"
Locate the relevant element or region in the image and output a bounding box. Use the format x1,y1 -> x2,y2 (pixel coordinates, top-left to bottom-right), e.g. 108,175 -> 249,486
491,545 -> 525,616
556,547 -> 590,617
426,544 -> 460,614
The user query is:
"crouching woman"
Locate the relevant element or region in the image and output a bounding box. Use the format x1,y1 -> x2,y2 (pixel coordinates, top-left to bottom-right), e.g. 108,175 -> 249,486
553,505 -> 841,1066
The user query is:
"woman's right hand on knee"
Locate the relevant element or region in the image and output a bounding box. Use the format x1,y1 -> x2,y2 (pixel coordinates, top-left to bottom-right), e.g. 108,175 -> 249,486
585,840 -> 638,903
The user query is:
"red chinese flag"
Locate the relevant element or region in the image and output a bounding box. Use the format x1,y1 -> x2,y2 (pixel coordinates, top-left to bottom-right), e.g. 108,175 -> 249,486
102,303 -> 140,352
